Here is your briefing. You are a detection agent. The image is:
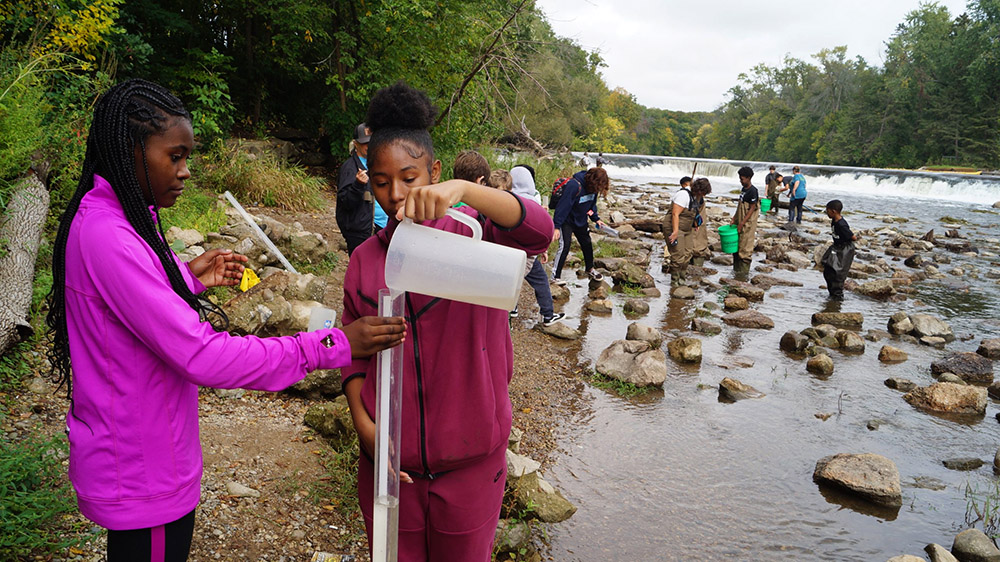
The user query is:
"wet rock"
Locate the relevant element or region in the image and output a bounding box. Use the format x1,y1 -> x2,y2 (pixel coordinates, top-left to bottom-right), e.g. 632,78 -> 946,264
514,471 -> 577,523
879,345 -> 909,363
938,373 -> 966,385
813,453 -> 902,507
924,543 -> 959,562
691,318 -> 722,335
726,283 -> 765,301
550,283 -> 570,302
885,378 -> 917,392
930,352 -> 994,383
626,322 -> 662,347
807,354 -> 835,376
723,295 -> 748,311
641,287 -> 662,298
585,299 -> 613,313
671,286 -> 696,300
888,312 -> 914,335
989,382 -> 1000,400
818,335 -> 840,349
596,340 -> 667,387
593,257 -> 625,271
667,337 -> 702,363
920,336 -> 948,348
952,528 -> 1000,562
506,450 -> 541,479
910,313 -> 955,341
722,309 -> 774,329
303,396 -> 353,443
750,274 -> 804,289
942,457 -> 984,471
718,377 -> 765,402
867,419 -> 882,430
623,298 -> 650,316
887,556 -> 927,562
812,312 -> 864,329
785,250 -> 813,269
904,383 -> 987,416
780,331 -> 810,353
995,448 -> 1000,471
856,278 -> 897,298
711,254 -> 734,266
536,322 -> 581,340
904,254 -> 924,268
836,330 -> 866,353
611,262 -> 655,288
588,284 -> 609,299
495,519 -> 531,554
977,338 -> 1000,359
226,481 -> 261,498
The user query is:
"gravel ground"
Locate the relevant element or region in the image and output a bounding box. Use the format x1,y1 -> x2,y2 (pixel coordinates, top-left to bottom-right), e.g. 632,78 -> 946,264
10,187 -> 586,561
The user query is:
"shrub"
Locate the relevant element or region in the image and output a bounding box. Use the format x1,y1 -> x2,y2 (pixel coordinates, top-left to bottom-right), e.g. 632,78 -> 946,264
197,141 -> 326,212
159,186 -> 228,234
0,432 -> 78,558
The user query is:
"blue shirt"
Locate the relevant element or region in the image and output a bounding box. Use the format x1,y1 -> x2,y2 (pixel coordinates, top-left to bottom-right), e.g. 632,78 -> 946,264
359,155 -> 388,228
791,174 -> 807,200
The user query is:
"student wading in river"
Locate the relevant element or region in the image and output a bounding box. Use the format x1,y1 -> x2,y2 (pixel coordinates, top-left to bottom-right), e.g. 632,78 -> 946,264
664,177 -> 712,287
731,166 -> 759,280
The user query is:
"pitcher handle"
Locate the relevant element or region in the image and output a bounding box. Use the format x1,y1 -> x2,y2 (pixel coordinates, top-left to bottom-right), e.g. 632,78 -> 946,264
445,208 -> 483,241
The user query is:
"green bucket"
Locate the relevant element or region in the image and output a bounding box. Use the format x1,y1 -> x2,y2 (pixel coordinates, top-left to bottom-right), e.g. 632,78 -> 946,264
718,224 -> 739,254
760,198 -> 772,213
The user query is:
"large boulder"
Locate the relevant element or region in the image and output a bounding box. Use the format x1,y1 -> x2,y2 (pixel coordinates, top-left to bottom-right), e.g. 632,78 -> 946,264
835,330 -> 866,353
537,321 -> 582,340
667,337 -> 702,363
879,345 -> 909,363
924,543 -> 959,562
856,278 -> 897,299
951,528 -> 1000,562
813,453 -> 902,507
514,471 -> 577,523
596,340 -> 668,387
303,396 -> 353,444
904,383 -> 987,416
722,309 -> 774,329
808,354 -> 835,376
780,331 -> 810,353
626,322 -> 662,347
718,377 -> 765,402
812,312 -> 864,329
930,352 -> 994,383
623,298 -> 650,316
910,313 -> 955,341
612,262 -> 655,288
290,369 -> 342,397
977,338 -> 1000,359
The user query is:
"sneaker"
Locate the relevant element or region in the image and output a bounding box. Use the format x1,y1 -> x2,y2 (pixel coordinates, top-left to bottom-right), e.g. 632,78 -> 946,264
509,306 -> 519,318
552,277 -> 567,286
542,312 -> 565,326
587,270 -> 604,281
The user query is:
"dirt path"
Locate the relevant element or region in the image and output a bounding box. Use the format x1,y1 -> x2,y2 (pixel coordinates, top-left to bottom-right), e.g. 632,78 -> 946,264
14,188 -> 586,561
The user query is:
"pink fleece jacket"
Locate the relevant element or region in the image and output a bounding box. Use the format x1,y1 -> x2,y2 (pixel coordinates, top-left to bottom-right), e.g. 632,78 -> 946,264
341,193 -> 553,476
64,175 -> 352,530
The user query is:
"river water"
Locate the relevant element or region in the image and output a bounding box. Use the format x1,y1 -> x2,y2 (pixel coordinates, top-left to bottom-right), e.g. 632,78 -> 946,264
543,155 -> 1000,561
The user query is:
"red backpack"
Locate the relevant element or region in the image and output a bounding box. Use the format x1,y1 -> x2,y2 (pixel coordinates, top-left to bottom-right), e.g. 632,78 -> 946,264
548,177 -> 572,210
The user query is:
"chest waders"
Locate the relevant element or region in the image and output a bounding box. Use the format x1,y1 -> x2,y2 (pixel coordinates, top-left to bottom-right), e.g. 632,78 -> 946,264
733,199 -> 758,280
667,198 -> 703,287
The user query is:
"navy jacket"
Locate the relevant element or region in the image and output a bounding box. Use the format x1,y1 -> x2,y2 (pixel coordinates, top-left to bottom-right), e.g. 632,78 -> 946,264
553,170 -> 602,229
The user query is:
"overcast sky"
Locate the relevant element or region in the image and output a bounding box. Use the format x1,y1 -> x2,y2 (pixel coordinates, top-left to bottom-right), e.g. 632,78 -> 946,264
534,0 -> 971,112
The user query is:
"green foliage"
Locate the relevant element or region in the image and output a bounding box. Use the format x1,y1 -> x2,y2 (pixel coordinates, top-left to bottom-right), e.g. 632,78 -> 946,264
0,342 -> 31,393
0,49 -> 48,208
592,239 -> 627,259
197,141 -> 326,212
965,479 -> 1000,539
293,251 -> 339,276
0,432 -> 79,558
178,49 -> 236,143
159,186 -> 228,233
588,371 -> 647,398
300,433 -> 367,550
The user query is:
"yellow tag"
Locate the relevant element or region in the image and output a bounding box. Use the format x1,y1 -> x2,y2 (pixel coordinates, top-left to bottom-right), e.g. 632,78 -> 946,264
239,268 -> 260,292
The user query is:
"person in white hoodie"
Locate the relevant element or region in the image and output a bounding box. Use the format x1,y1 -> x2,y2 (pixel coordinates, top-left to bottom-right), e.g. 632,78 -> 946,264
509,165 -> 564,326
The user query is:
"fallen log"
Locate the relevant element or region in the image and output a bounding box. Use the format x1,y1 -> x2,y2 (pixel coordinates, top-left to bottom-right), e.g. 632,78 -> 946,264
0,173 -> 49,356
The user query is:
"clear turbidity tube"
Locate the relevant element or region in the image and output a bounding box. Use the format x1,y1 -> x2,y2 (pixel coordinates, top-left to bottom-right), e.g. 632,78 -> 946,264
373,289 -> 404,562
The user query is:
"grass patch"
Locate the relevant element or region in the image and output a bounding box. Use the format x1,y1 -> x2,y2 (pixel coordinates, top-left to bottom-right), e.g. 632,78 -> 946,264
588,371 -> 647,398
939,216 -> 968,225
615,283 -> 645,297
0,432 -> 80,558
197,141 -> 326,211
307,434 -> 367,551
292,251 -> 339,276
160,187 -> 228,233
965,479 -> 1000,539
592,239 -> 628,259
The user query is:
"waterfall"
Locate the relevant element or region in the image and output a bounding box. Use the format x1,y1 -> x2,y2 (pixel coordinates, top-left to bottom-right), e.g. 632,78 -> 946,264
574,152 -> 1000,205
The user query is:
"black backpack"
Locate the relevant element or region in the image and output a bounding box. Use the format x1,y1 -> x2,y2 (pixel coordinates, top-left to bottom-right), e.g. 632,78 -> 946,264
548,177 -> 572,210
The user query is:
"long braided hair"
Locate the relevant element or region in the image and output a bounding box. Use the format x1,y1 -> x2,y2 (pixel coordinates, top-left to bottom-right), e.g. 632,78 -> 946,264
46,79 -> 228,398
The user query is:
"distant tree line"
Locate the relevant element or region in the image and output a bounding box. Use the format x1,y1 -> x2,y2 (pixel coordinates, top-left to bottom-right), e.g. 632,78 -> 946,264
699,1 -> 1000,169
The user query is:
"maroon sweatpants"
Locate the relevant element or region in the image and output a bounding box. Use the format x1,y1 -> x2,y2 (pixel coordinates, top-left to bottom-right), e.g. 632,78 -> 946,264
358,445 -> 506,561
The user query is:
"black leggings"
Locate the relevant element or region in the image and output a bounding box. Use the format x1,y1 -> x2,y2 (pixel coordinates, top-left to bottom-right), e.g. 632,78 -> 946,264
107,509 -> 195,562
555,223 -> 594,278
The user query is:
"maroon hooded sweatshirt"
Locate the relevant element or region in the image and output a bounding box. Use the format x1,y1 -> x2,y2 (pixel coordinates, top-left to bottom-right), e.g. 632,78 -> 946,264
341,194 -> 553,476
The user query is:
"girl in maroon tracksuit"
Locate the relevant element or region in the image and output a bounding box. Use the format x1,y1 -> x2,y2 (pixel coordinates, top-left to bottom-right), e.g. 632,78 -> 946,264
341,83 -> 553,560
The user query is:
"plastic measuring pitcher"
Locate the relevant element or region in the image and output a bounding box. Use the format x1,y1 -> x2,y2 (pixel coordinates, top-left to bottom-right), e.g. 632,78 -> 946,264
385,209 -> 527,311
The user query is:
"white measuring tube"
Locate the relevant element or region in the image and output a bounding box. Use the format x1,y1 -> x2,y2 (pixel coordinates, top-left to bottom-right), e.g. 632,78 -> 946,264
373,288 -> 404,562
222,190 -> 298,273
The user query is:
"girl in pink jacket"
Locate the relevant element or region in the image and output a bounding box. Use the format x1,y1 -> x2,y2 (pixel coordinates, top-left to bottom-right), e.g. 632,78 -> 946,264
341,83 -> 554,561
46,79 -> 405,562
